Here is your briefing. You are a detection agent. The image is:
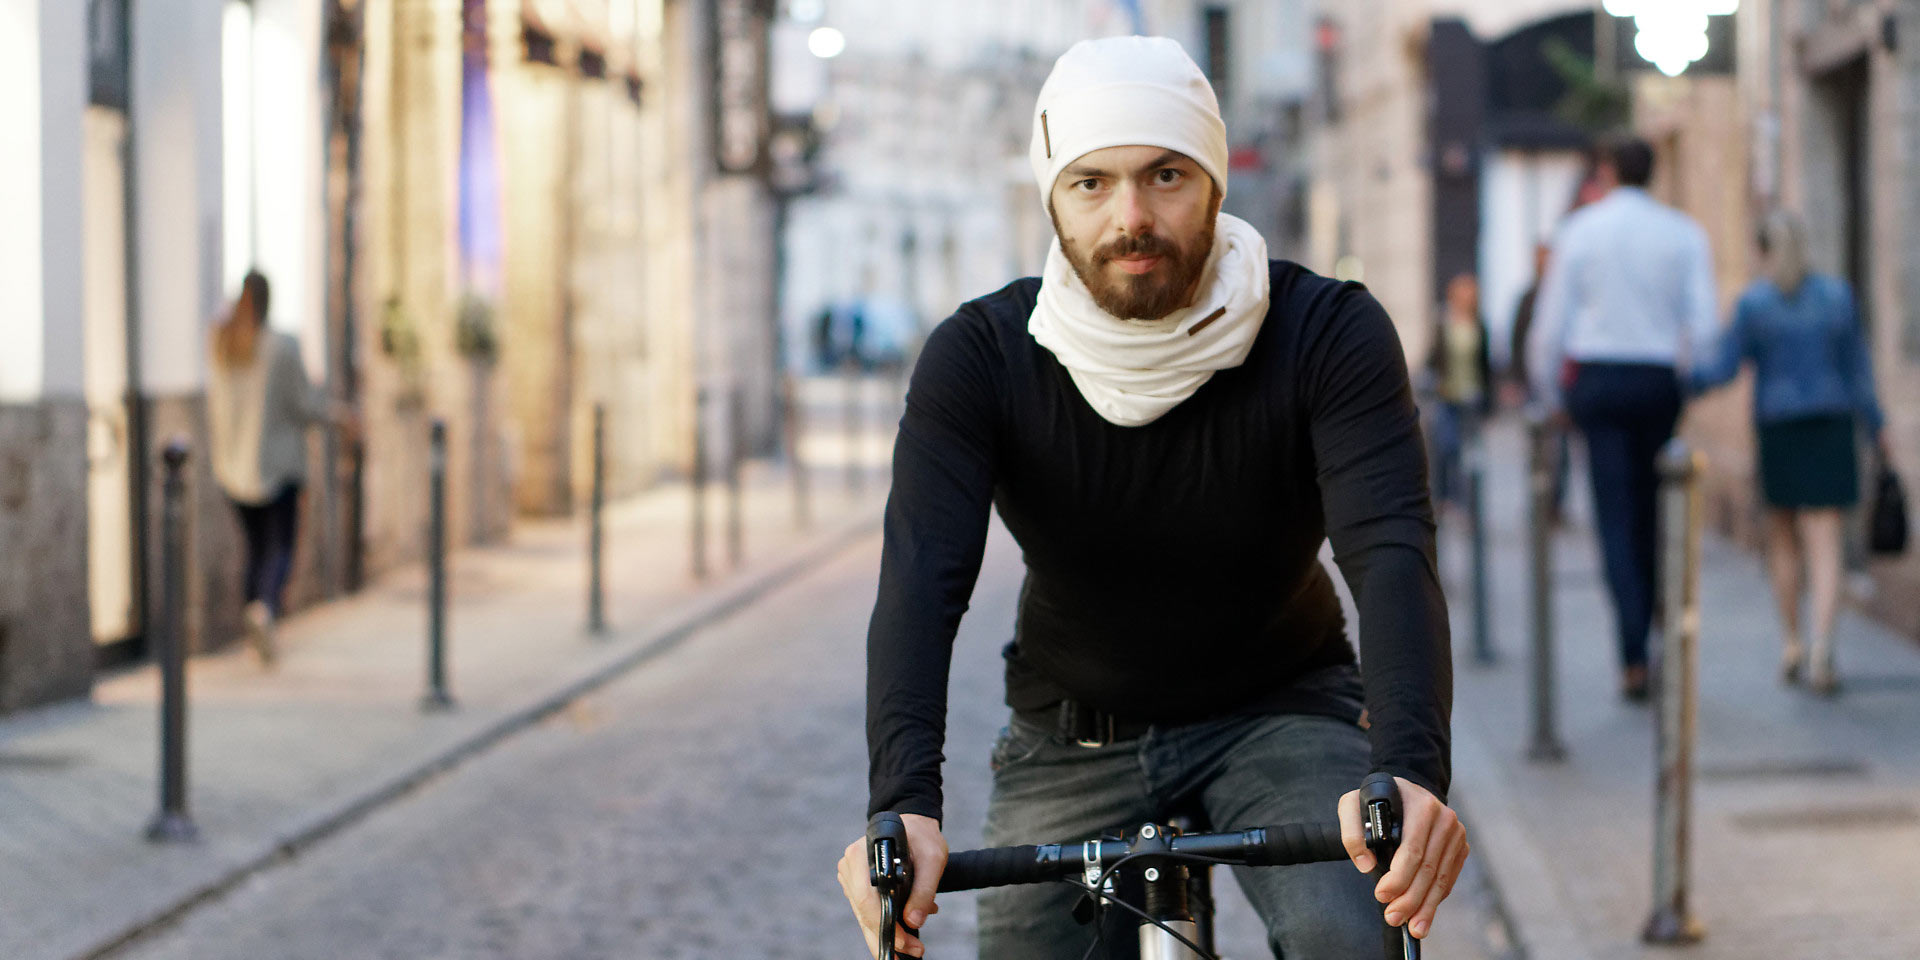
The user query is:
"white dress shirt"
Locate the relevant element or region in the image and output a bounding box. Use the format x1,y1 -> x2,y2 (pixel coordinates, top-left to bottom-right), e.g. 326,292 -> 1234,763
1525,187 -> 1719,408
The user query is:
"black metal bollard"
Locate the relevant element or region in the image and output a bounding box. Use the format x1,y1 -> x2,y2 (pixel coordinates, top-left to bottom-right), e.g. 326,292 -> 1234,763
691,388 -> 709,580
1645,440 -> 1705,944
727,387 -> 744,569
785,374 -> 810,529
845,364 -> 863,495
587,402 -> 607,635
146,439 -> 199,843
1467,427 -> 1494,665
1525,409 -> 1567,762
422,419 -> 454,711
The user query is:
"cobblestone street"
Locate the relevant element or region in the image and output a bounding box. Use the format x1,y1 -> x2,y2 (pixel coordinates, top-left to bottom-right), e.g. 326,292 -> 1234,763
108,524 -> 1506,960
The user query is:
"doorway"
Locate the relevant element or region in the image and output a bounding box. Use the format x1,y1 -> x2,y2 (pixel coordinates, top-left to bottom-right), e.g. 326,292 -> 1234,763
83,0 -> 145,663
1808,56 -> 1872,333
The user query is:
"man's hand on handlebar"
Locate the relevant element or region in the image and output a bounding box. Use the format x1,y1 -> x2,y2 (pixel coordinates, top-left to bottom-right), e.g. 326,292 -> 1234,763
1337,776 -> 1469,941
837,812 -> 946,958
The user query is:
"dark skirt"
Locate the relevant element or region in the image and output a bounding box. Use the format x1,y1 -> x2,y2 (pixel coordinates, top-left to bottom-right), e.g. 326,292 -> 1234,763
1757,415 -> 1858,508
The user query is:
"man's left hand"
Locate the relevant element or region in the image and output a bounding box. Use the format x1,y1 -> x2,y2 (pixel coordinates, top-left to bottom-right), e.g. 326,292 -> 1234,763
1336,776 -> 1469,940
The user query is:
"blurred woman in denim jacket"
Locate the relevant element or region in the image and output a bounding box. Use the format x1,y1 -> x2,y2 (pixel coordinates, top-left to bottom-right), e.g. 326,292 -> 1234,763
1692,210 -> 1887,694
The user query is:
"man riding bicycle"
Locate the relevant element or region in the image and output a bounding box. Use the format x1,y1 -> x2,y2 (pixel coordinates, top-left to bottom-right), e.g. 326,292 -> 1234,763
836,36 -> 1468,959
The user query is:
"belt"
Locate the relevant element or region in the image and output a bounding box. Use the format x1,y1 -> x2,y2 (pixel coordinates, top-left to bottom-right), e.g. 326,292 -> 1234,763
1049,699 -> 1153,748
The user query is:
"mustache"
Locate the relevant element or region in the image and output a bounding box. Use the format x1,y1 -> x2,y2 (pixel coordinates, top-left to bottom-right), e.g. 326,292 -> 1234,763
1092,232 -> 1176,267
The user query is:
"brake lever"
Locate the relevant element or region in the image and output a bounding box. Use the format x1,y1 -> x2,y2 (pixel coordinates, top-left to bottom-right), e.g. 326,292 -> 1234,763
867,813 -> 916,960
1360,773 -> 1420,960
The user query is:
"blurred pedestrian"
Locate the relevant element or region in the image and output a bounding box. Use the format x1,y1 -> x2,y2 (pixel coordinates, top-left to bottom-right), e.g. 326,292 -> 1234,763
1428,273 -> 1491,510
207,270 -> 352,665
1690,210 -> 1887,695
1526,137 -> 1719,701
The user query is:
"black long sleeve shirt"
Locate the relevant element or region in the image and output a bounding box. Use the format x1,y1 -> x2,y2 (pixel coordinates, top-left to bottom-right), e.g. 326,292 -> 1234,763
865,260 -> 1453,823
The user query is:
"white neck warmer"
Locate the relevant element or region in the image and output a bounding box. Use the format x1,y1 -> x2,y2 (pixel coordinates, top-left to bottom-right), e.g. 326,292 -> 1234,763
1029,212 -> 1271,427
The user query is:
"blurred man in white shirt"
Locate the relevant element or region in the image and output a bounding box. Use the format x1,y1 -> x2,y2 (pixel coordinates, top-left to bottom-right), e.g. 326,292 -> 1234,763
1527,138 -> 1718,701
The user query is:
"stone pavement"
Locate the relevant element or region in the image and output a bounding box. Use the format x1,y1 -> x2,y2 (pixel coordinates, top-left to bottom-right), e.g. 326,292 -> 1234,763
1442,416 -> 1920,960
101,514 -> 1505,960
0,376 -> 897,960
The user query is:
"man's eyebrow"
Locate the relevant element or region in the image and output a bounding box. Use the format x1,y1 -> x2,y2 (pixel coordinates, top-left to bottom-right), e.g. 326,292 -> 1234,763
1065,151 -> 1193,181
1142,149 -> 1188,171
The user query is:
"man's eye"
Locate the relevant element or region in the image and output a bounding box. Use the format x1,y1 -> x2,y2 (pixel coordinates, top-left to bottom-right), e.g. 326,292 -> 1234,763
1156,169 -> 1184,184
1076,179 -> 1100,191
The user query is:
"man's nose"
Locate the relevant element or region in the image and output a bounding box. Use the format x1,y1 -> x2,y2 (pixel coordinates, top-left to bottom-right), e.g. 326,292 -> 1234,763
1114,183 -> 1153,238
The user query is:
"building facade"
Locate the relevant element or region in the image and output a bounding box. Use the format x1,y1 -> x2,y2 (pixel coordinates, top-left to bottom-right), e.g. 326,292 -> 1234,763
0,0 -> 775,713
1310,0 -> 1920,638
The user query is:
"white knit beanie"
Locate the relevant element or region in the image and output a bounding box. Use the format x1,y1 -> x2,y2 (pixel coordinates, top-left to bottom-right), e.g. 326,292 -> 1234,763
1029,36 -> 1229,210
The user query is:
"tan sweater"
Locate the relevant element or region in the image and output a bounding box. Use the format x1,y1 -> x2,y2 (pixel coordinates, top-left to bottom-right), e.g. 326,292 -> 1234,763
207,331 -> 329,505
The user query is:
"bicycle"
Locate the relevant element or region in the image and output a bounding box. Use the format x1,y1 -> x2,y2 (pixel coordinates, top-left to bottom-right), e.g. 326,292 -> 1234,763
866,772 -> 1421,960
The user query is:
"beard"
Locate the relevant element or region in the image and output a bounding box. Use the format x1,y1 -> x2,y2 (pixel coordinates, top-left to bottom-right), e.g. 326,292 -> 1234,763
1053,213 -> 1216,321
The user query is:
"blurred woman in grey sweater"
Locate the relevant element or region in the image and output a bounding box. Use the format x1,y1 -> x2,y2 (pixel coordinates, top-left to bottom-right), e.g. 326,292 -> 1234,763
207,271 -> 350,664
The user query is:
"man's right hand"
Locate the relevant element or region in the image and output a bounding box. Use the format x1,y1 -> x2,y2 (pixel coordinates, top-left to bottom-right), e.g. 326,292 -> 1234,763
837,813 -> 947,958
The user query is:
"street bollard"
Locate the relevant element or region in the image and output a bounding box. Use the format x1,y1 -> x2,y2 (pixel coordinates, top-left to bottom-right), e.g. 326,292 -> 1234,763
1525,409 -> 1567,762
785,374 -> 810,529
146,439 -> 199,843
587,402 -> 607,635
691,387 -> 709,580
422,419 -> 454,711
845,364 -> 863,495
727,386 -> 744,570
1645,440 -> 1705,944
1466,427 -> 1494,665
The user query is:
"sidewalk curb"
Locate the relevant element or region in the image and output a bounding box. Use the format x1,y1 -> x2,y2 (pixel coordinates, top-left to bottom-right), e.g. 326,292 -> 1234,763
1451,719 -> 1594,960
77,508 -> 884,960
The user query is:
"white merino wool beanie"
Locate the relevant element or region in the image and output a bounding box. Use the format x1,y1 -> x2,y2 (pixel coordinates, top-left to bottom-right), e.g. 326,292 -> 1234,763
1028,36 -> 1229,208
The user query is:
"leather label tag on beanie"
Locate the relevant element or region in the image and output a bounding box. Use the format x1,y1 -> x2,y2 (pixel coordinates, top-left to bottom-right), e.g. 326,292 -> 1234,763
1041,110 -> 1052,159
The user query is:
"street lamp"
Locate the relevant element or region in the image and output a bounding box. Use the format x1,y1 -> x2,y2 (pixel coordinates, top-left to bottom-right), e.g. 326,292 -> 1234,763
808,26 -> 845,59
1603,0 -> 1738,77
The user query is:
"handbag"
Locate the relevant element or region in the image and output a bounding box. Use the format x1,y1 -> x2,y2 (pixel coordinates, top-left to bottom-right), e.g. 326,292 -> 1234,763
1869,456 -> 1908,556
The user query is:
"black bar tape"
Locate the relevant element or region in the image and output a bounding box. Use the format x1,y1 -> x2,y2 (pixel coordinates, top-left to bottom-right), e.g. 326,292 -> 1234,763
937,844 -> 1067,892
1246,822 -> 1348,866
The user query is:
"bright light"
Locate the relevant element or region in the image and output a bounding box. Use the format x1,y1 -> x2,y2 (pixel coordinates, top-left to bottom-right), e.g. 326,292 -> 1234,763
1605,0 -> 1736,77
221,0 -> 254,295
807,26 -> 845,59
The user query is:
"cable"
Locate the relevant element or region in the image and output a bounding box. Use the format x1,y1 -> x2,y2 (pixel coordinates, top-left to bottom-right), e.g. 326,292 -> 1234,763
1076,909 -> 1104,960
1064,879 -> 1219,960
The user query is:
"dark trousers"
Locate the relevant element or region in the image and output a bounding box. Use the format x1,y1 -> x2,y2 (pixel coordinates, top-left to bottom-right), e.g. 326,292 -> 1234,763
232,483 -> 301,616
978,673 -> 1387,958
1566,363 -> 1680,669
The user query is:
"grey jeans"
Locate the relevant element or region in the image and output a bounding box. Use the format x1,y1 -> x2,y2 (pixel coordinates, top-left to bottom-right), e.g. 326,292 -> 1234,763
976,706 -> 1389,959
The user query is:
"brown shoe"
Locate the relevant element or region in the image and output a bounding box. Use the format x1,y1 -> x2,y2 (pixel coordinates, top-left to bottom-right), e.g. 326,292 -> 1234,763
1622,664 -> 1651,703
245,601 -> 278,667
1809,650 -> 1839,697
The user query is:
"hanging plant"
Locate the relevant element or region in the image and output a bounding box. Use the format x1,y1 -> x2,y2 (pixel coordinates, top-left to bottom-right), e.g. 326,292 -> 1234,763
455,291 -> 499,365
1543,37 -> 1632,135
379,295 -> 427,408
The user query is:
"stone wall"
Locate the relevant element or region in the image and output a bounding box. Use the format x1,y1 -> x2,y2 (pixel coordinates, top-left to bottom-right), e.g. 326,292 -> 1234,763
0,400 -> 91,712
